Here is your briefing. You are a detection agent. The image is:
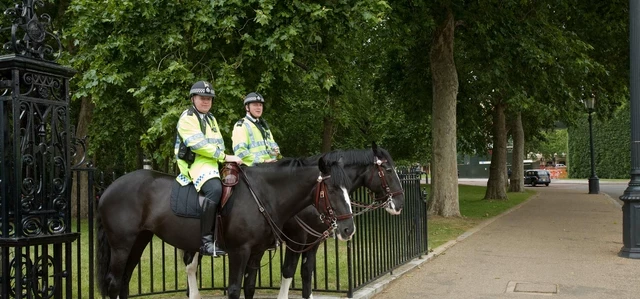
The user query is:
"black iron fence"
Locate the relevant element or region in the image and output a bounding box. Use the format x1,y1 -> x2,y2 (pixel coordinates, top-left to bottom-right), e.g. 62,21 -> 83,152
67,168 -> 427,298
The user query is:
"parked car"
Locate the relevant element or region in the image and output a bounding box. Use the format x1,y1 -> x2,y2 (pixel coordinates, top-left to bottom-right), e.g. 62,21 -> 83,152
524,169 -> 551,186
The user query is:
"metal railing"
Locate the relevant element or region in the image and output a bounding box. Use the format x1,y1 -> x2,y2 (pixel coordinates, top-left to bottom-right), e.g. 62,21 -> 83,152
68,169 -> 427,298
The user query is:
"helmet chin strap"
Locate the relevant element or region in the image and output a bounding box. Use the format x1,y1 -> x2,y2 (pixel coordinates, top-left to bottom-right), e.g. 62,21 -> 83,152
192,100 -> 207,115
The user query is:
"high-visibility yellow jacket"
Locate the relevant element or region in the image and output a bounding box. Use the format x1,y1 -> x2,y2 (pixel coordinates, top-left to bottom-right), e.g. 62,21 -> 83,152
174,107 -> 226,191
232,115 -> 280,166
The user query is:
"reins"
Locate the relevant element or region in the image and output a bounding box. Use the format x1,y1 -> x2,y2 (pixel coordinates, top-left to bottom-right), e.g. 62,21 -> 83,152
237,166 -> 348,253
235,155 -> 403,255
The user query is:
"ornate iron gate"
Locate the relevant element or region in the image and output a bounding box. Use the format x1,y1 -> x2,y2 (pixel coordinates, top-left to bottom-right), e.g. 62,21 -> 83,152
0,1 -> 78,298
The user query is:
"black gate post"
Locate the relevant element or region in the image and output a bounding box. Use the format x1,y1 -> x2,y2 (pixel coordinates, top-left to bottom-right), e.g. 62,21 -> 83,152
0,1 -> 78,297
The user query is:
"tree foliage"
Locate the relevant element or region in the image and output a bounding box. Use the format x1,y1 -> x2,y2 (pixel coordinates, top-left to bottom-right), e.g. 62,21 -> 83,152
526,129 -> 568,162
38,0 -> 630,209
63,0 -> 394,171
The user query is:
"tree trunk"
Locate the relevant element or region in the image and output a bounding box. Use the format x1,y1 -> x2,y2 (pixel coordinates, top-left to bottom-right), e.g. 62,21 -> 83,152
321,94 -> 334,153
71,97 -> 94,218
509,111 -> 525,192
484,102 -> 508,200
427,9 -> 460,217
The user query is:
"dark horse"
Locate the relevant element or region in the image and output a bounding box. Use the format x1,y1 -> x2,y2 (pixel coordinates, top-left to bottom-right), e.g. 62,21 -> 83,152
96,156 -> 354,299
277,145 -> 405,299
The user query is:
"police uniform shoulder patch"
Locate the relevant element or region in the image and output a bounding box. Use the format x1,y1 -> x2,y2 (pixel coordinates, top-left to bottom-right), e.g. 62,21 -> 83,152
235,118 -> 245,127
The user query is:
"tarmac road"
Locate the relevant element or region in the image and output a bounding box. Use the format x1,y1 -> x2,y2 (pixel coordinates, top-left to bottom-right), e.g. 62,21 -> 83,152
458,178 -> 628,207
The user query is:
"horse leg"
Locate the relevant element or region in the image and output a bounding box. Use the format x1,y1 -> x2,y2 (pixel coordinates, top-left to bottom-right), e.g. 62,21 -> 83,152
278,248 -> 302,299
227,249 -> 251,299
301,246 -> 320,299
118,231 -> 154,299
106,245 -> 133,299
184,251 -> 202,299
242,251 -> 266,299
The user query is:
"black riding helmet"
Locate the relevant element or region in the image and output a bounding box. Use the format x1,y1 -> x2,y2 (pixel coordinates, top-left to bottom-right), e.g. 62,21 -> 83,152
243,92 -> 265,106
190,81 -> 215,98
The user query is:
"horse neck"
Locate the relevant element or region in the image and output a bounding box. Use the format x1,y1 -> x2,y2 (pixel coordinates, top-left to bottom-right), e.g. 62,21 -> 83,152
315,149 -> 375,192
344,163 -> 371,193
257,167 -> 323,224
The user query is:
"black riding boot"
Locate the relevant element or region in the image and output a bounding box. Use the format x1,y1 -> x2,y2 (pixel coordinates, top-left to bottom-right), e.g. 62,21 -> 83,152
200,199 -> 226,257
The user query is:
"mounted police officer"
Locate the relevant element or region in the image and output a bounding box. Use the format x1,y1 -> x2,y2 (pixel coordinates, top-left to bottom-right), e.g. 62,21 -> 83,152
175,80 -> 243,256
232,92 -> 281,166
232,92 -> 282,250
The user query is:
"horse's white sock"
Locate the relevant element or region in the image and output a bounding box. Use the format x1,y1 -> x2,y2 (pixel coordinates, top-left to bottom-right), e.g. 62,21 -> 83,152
277,277 -> 293,299
186,252 -> 201,299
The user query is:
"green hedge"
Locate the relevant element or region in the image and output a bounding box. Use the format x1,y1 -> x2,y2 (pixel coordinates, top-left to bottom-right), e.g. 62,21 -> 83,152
567,102 -> 630,179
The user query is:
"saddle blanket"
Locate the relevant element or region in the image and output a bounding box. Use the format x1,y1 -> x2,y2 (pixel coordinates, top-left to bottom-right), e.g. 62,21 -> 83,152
170,181 -> 203,219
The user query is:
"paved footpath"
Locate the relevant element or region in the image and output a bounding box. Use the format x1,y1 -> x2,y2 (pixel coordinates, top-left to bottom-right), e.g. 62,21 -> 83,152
371,187 -> 640,299
190,185 -> 640,299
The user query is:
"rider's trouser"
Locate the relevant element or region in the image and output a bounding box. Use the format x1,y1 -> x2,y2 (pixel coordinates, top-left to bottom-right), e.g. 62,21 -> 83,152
199,178 -> 225,256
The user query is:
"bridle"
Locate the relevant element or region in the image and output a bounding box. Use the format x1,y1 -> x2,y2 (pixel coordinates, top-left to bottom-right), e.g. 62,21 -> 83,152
351,156 -> 405,215
314,174 -> 353,226
239,168 -> 352,253
286,174 -> 354,253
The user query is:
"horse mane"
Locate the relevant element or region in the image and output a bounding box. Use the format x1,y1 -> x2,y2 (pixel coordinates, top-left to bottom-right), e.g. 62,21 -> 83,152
258,147 -> 396,190
251,155 -> 354,190
307,147 -> 395,168
252,157 -> 307,168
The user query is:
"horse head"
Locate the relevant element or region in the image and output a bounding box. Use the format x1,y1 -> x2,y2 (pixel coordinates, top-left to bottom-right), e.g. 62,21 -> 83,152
369,142 -> 405,215
317,155 -> 356,241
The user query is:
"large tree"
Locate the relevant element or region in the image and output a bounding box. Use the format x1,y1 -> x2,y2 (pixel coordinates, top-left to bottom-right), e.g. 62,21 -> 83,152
65,0 -> 392,170
451,0 -> 624,199
428,6 -> 460,216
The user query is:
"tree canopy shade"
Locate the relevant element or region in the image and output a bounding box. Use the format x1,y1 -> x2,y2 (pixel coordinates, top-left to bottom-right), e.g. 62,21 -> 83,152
52,0 -> 630,215
447,0 -> 629,200
63,0 -> 395,171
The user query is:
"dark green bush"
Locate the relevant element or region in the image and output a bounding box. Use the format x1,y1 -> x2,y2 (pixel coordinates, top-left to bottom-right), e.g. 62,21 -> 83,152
568,103 -> 630,179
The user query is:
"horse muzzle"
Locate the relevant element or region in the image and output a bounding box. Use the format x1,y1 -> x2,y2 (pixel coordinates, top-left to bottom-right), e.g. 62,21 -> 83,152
385,199 -> 403,215
335,221 -> 356,241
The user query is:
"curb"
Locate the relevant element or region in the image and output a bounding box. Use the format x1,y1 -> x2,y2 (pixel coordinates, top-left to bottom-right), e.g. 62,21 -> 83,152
348,192 -> 540,299
602,192 -> 623,209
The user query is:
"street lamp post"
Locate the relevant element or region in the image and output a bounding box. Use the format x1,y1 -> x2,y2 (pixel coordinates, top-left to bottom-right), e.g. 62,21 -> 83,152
585,97 -> 600,194
620,0 -> 640,259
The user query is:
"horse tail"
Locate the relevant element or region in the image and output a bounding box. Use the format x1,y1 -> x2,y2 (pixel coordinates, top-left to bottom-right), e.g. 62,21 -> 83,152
96,211 -> 111,296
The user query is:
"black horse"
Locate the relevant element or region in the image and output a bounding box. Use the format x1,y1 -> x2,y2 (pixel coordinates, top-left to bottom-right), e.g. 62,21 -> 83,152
277,145 -> 405,299
96,156 -> 354,299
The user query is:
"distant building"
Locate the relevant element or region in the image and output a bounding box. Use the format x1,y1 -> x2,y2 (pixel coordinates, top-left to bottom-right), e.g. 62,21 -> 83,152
457,147 -> 535,178
457,149 -> 566,179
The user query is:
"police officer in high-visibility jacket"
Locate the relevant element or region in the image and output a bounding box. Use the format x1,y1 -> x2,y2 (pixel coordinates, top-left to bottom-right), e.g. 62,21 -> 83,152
232,92 -> 281,166
175,81 -> 243,257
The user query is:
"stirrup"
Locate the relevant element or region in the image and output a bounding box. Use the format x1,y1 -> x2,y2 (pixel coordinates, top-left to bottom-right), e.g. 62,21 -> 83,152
200,241 -> 227,257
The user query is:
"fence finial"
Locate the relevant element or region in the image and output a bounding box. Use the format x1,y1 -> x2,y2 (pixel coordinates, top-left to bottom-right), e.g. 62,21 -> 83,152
1,0 -> 62,61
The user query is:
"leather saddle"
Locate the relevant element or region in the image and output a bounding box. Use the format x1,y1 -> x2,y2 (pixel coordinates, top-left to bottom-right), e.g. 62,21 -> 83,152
220,162 -> 240,208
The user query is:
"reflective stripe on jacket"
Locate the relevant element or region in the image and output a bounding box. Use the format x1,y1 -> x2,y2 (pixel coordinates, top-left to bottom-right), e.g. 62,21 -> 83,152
174,108 -> 226,191
232,115 -> 279,166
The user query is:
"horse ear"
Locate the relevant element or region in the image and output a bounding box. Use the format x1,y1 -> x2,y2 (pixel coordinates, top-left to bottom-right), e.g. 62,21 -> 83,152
318,155 -> 329,174
372,142 -> 379,155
